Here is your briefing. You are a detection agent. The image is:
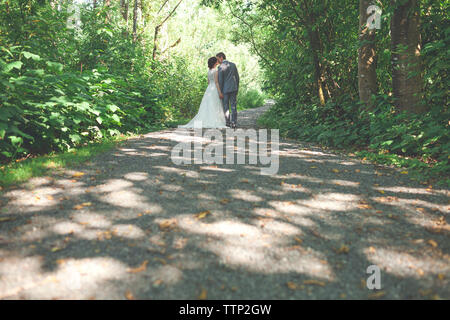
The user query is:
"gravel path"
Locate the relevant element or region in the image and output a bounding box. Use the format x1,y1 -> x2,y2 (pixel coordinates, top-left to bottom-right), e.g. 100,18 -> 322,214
0,102 -> 449,300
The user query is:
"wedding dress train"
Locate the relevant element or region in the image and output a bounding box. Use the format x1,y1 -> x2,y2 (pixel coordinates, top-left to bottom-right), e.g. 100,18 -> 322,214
179,69 -> 227,129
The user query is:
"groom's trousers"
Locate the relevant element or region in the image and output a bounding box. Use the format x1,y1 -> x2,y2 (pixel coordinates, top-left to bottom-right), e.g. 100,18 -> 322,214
223,91 -> 238,125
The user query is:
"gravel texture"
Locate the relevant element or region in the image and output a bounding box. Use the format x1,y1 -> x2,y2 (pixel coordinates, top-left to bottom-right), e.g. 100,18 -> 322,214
0,102 -> 449,300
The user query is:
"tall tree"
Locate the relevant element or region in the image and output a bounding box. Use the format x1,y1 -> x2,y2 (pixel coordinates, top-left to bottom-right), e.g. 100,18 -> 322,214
120,0 -> 129,23
358,0 -> 378,106
391,0 -> 425,113
299,0 -> 326,106
132,0 -> 138,42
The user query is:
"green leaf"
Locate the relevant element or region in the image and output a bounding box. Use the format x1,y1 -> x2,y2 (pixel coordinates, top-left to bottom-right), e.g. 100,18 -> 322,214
9,136 -> 23,146
107,104 -> 119,113
22,51 -> 41,61
4,61 -> 23,72
46,61 -> 64,73
69,134 -> 81,143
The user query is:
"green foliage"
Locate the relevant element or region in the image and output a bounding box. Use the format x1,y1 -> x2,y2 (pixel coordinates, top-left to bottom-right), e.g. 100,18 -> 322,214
238,89 -> 266,110
0,1 -> 266,164
259,95 -> 449,186
209,0 -> 449,186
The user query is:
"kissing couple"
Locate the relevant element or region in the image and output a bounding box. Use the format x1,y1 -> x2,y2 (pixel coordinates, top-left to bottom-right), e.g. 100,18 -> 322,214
179,52 -> 240,129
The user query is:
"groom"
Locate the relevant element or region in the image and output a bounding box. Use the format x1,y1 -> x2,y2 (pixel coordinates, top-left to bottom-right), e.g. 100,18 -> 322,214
216,52 -> 240,129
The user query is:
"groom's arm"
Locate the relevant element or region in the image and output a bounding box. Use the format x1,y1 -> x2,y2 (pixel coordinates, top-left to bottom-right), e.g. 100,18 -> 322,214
236,67 -> 240,91
218,66 -> 224,92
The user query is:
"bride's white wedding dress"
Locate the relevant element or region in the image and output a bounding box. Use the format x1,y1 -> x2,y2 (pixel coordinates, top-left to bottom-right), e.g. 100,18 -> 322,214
179,69 -> 227,129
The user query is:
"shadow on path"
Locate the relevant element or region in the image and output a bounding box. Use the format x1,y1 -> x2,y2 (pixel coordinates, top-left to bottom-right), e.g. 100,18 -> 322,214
0,103 -> 449,299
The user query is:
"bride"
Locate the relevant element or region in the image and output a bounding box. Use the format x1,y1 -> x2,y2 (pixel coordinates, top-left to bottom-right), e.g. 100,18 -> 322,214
179,57 -> 227,129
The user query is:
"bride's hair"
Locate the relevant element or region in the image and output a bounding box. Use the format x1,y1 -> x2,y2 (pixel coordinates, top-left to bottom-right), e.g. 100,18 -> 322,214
208,57 -> 218,69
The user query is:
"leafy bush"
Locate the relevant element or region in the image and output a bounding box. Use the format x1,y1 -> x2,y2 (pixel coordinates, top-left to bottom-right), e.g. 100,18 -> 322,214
259,94 -> 449,185
238,89 -> 266,110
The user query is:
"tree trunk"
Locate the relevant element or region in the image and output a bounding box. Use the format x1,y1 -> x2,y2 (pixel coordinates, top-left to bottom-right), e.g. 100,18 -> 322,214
132,0 -> 138,42
300,0 -> 326,106
358,0 -> 378,106
306,17 -> 326,106
391,0 -> 425,113
121,0 -> 128,22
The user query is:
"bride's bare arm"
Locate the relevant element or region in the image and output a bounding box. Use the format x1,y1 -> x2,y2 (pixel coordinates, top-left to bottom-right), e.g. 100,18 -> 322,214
214,71 -> 223,99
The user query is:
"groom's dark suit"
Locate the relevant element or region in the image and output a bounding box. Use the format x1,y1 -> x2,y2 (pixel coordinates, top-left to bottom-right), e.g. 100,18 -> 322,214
218,60 -> 240,126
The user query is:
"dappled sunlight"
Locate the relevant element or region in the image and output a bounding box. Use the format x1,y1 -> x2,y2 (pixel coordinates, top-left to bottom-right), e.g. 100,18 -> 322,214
71,212 -> 112,229
366,248 -> 450,280
96,179 -> 134,193
230,189 -> 264,202
1,105 -> 448,299
99,190 -> 149,209
123,172 -> 149,181
328,180 -> 360,187
0,254 -> 128,299
111,224 -> 146,239
178,218 -> 334,279
52,221 -> 85,235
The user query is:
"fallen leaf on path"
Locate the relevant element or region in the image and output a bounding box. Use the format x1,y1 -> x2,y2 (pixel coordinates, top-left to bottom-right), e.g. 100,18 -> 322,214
127,260 -> 148,273
368,291 -> 385,299
438,274 -> 445,281
198,288 -> 207,300
159,219 -> 177,231
287,282 -> 298,290
435,216 -> 446,226
427,239 -> 438,248
125,290 -> 135,300
332,169 -> 339,173
303,280 -> 326,287
220,199 -> 230,205
400,171 -> 408,174
72,172 -> 85,178
0,217 -> 15,222
336,245 -> 350,254
196,210 -> 211,220
153,279 -> 163,287
294,237 -> 303,244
